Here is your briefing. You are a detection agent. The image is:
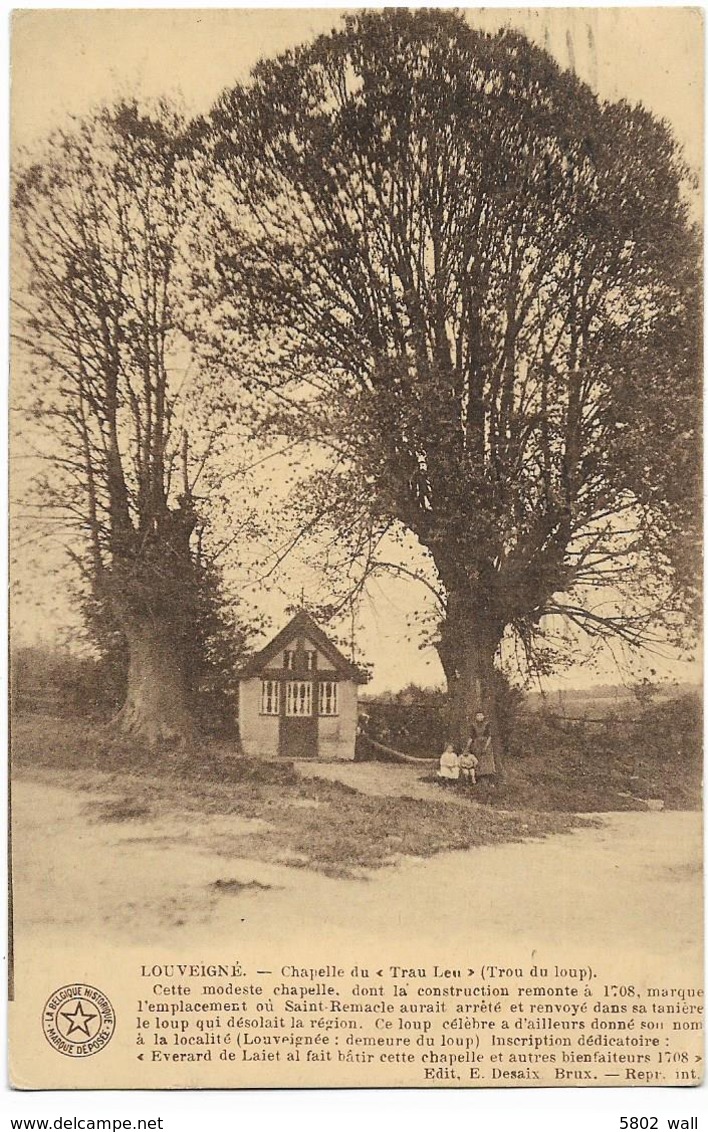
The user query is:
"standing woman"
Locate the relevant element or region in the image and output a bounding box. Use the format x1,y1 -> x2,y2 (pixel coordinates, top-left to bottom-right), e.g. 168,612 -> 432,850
471,712 -> 495,779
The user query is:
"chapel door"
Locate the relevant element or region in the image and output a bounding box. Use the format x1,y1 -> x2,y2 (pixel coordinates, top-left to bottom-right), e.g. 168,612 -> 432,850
280,679 -> 317,758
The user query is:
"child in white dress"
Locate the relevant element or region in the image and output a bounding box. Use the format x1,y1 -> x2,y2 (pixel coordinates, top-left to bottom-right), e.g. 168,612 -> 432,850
437,743 -> 460,784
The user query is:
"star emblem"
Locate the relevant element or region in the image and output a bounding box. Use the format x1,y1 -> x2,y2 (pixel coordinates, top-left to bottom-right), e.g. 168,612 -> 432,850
60,1000 -> 98,1039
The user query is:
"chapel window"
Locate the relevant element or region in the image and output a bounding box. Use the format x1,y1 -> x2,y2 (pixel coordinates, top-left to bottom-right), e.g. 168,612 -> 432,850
318,681 -> 339,716
286,681 -> 313,717
260,680 -> 280,715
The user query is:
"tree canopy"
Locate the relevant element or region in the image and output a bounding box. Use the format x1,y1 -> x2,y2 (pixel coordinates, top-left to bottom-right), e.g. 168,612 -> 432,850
191,10 -> 701,754
12,101 -> 259,741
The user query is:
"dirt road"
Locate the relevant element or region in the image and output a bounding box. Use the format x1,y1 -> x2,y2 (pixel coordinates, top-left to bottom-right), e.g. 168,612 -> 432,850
11,777 -> 702,962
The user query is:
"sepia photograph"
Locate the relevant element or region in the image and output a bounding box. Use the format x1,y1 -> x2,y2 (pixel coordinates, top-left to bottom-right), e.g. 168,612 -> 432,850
7,4 -> 703,1094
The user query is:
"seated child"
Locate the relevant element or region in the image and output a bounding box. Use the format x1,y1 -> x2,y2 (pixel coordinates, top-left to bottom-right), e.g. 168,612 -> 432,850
459,741 -> 479,785
437,743 -> 460,784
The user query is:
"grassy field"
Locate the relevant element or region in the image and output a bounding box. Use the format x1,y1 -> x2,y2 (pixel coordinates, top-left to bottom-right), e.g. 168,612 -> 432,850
13,692 -> 700,878
13,713 -> 590,877
391,693 -> 702,813
497,693 -> 702,812
524,681 -> 699,716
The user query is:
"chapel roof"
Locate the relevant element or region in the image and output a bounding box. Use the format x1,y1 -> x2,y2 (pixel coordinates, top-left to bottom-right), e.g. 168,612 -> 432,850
237,610 -> 369,683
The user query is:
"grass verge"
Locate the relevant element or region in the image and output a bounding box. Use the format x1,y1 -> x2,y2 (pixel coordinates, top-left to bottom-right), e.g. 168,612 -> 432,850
12,714 -> 591,877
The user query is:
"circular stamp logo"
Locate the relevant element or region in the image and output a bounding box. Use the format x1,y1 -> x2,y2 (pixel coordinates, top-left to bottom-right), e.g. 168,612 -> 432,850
42,984 -> 116,1057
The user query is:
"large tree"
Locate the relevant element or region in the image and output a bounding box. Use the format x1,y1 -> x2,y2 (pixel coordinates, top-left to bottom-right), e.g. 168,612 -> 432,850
194,10 -> 701,766
13,100 -> 256,744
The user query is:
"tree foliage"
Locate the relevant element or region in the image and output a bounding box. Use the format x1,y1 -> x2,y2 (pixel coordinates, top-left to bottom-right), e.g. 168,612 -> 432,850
193,10 -> 700,753
13,100 -> 258,741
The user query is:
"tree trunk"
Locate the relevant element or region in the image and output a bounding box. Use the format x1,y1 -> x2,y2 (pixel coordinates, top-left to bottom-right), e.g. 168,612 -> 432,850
437,607 -> 504,780
112,616 -> 196,746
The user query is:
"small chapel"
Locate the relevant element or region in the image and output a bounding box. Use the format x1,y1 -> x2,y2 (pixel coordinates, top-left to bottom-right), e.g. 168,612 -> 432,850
237,611 -> 369,760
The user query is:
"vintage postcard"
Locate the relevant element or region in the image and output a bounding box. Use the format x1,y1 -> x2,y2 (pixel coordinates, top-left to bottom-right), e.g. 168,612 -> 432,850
8,7 -> 703,1090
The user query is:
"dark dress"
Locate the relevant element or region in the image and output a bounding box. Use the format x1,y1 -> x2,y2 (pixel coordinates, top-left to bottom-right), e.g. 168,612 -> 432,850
470,719 -> 495,777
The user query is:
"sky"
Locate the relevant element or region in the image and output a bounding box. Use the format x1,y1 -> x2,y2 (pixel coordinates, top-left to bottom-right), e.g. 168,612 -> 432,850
10,4 -> 704,694
12,7 -> 702,168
